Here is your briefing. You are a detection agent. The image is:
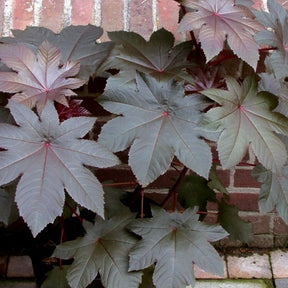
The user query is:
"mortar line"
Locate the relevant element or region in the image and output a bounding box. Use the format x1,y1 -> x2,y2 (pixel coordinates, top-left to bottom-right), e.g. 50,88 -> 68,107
33,0 -> 43,27
63,0 -> 72,27
123,0 -> 130,31
93,0 -> 102,27
152,0 -> 157,31
2,0 -> 13,36
262,0 -> 268,11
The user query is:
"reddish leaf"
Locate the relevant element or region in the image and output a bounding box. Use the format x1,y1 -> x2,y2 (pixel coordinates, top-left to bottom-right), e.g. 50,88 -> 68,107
0,41 -> 86,113
178,0 -> 263,70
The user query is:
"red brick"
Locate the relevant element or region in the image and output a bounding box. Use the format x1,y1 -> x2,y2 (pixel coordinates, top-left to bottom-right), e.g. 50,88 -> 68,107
234,168 -> 261,188
247,234 -> 274,248
216,168 -> 230,188
229,193 -> 260,211
40,0 -> 65,33
157,0 -> 182,41
96,166 -> 179,189
0,255 -> 8,277
129,0 -> 153,40
12,0 -> 34,30
274,236 -> 288,247
274,216 -> 288,235
101,0 -> 124,41
252,0 -> 264,10
242,214 -> 271,234
7,255 -> 34,278
71,0 -> 94,25
207,192 -> 260,211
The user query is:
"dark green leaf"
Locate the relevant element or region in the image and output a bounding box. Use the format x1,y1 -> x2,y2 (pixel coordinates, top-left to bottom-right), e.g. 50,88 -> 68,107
0,181 -> 18,226
218,199 -> 253,242
41,265 -> 70,288
208,164 -> 229,196
104,186 -> 130,218
177,173 -> 216,220
107,28 -> 194,81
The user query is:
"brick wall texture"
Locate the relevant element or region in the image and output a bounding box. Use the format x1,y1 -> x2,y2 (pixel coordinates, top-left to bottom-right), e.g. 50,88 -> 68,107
0,0 -> 288,248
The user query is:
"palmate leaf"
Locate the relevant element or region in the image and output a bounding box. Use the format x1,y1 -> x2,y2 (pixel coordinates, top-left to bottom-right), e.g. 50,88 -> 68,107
177,173 -> 216,220
128,207 -> 228,288
0,41 -> 86,113
254,0 -> 288,79
0,184 -> 18,226
41,265 -> 70,288
218,199 -> 253,243
1,25 -> 114,79
106,28 -> 194,80
178,0 -> 263,70
259,72 -> 288,117
0,100 -> 119,236
98,72 -> 212,187
200,75 -> 288,174
53,215 -> 142,288
252,155 -> 288,225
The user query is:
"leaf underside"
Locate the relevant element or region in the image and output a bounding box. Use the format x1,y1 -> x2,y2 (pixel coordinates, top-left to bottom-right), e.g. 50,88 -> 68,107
128,207 -> 228,288
53,215 -> 142,288
201,75 -> 288,174
99,72 -> 212,186
0,41 -> 86,113
1,24 -> 114,79
0,100 -> 119,236
178,0 -> 263,70
254,0 -> 288,79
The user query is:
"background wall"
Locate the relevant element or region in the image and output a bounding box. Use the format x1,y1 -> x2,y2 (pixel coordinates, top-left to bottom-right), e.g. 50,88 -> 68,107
0,0 -> 288,248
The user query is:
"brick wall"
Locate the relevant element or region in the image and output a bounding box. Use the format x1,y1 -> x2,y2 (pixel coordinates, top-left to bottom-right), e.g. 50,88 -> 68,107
0,0 -> 288,248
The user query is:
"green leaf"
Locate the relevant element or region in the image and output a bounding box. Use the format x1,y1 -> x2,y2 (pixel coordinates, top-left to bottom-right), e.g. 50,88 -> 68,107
104,186 -> 130,218
177,173 -> 216,220
259,72 -> 288,117
41,265 -> 70,288
208,164 -> 228,195
0,183 -> 18,226
128,207 -> 228,288
99,72 -> 212,186
201,75 -> 288,174
139,266 -> 155,288
107,28 -> 194,80
218,199 -> 253,242
53,214 -> 142,288
252,163 -> 288,225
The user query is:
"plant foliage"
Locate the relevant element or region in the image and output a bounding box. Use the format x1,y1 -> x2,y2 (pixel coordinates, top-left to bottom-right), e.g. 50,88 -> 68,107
0,0 -> 288,287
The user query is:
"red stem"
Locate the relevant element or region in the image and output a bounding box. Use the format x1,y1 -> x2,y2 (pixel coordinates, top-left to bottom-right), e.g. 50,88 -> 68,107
141,189 -> 145,219
161,167 -> 189,208
259,47 -> 277,52
64,201 -> 83,222
58,216 -> 66,269
102,181 -> 138,187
